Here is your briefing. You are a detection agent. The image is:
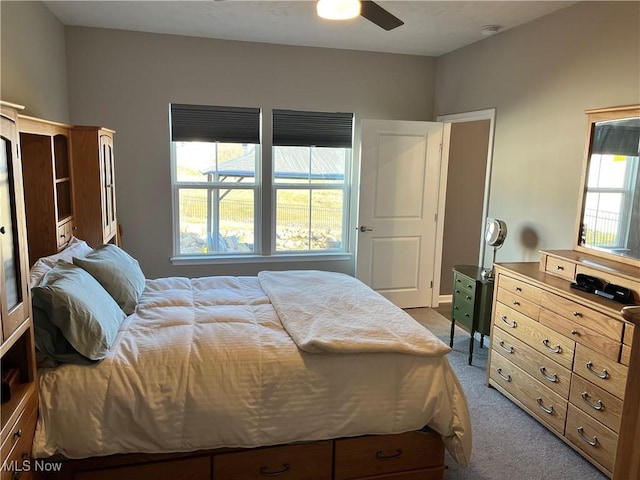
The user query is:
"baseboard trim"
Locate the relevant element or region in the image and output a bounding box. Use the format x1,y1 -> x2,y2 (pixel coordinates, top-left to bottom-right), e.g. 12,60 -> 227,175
439,294 -> 452,305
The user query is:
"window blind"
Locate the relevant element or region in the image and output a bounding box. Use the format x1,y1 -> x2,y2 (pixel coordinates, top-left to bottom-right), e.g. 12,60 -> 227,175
592,123 -> 640,157
170,104 -> 260,144
272,109 -> 353,148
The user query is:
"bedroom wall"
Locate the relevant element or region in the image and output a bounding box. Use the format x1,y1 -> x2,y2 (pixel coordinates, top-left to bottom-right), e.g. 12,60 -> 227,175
435,1 -> 640,267
0,0 -> 69,122
63,27 -> 436,279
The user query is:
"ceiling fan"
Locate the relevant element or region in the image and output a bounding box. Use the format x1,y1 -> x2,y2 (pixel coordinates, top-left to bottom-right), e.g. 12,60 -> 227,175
317,0 -> 404,31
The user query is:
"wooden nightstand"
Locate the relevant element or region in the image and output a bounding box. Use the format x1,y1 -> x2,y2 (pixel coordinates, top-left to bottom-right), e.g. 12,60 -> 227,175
450,265 -> 494,365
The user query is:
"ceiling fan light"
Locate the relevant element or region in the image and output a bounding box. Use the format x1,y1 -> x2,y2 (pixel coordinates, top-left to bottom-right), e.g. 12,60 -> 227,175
317,0 -> 361,21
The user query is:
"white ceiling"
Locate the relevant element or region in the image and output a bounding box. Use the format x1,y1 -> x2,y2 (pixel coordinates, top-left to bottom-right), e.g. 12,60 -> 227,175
43,1 -> 577,57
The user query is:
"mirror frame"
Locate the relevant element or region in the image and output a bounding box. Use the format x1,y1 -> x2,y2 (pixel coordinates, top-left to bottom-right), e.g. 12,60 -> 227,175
574,104 -> 640,268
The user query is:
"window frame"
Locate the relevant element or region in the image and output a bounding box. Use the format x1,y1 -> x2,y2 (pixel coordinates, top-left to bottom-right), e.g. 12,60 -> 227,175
170,105 -> 354,264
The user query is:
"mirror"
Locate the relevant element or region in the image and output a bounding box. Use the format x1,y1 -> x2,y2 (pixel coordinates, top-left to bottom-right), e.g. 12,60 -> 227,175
575,105 -> 640,267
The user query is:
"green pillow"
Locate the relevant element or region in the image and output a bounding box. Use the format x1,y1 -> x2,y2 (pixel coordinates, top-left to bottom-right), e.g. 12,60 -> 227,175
32,306 -> 98,365
32,261 -> 126,361
73,244 -> 146,315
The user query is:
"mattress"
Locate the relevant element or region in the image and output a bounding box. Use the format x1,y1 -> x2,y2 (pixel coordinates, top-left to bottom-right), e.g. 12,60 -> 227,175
33,274 -> 471,466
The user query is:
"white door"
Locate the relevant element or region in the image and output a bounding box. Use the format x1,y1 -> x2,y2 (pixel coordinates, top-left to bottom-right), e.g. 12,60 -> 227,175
356,119 -> 449,308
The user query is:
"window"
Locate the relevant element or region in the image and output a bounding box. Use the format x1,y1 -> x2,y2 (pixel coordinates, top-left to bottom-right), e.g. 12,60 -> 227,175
582,118 -> 639,250
171,104 -> 260,256
272,110 -> 353,253
171,105 -> 353,259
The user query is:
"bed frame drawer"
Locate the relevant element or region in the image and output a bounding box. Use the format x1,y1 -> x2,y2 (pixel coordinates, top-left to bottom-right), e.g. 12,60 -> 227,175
214,441 -> 332,480
334,431 -> 444,480
73,457 -> 210,480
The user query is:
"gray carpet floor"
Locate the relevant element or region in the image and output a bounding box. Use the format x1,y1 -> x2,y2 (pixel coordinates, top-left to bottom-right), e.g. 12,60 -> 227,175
407,307 -> 608,480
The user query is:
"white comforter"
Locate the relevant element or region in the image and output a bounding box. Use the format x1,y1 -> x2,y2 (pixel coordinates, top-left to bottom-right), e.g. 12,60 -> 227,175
34,274 -> 471,466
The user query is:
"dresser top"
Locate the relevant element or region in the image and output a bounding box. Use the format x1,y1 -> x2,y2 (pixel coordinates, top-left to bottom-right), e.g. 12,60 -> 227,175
495,262 -> 633,320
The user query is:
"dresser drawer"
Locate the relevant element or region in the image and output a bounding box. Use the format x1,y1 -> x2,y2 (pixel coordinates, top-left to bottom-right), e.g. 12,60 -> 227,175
494,303 -> 575,369
573,344 -> 628,399
569,374 -> 623,433
497,274 -> 542,304
0,394 -> 37,480
620,345 -> 631,366
489,353 -> 568,435
492,328 -> 571,398
544,256 -> 576,281
496,288 -> 540,320
540,291 -> 623,341
214,441 -> 332,480
539,308 -> 621,362
334,431 -> 444,480
623,322 -> 634,346
565,404 -> 617,475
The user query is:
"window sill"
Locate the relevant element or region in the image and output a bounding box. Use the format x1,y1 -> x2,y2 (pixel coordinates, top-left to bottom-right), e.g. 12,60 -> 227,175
171,252 -> 353,266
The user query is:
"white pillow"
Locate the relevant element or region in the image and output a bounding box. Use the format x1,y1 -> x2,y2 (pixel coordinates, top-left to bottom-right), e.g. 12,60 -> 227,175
29,237 -> 94,288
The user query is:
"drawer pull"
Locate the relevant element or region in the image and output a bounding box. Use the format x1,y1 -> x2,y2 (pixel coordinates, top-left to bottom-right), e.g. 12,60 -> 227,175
466,284 -> 473,289
501,315 -> 517,328
498,340 -> 514,354
556,265 -> 564,270
585,361 -> 609,379
455,289 -> 460,294
259,463 -> 290,477
577,426 -> 598,447
514,286 -> 522,292
496,368 -> 511,382
539,366 -> 558,383
571,329 -> 579,336
465,295 -> 472,300
581,391 -> 604,411
375,448 -> 403,460
572,311 -> 582,317
536,397 -> 554,414
542,338 -> 561,354
13,429 -> 22,439
512,300 -> 520,306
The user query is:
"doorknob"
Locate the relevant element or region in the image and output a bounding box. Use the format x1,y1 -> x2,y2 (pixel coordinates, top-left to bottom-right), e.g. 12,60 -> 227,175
359,225 -> 374,232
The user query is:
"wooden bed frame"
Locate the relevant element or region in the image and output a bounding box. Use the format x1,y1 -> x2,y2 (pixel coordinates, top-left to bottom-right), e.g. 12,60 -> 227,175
35,430 -> 446,480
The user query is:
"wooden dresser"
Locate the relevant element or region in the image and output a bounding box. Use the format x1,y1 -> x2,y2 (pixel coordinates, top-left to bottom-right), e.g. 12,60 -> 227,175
486,250 -> 639,477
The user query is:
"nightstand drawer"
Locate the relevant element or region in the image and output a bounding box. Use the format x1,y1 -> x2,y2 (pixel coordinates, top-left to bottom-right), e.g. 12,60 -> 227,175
452,297 -> 474,329
453,273 -> 476,296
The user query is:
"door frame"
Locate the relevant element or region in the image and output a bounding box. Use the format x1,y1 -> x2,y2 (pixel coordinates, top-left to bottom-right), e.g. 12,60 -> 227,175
436,109 -> 496,271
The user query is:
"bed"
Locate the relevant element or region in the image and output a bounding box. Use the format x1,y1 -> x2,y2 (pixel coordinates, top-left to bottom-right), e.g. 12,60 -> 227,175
29,240 -> 471,479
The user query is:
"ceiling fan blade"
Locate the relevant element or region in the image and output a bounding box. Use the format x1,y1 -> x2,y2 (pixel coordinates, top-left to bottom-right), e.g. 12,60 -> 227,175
360,1 -> 404,31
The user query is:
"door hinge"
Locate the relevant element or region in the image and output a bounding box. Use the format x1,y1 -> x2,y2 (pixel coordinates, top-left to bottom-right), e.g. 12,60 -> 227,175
434,213 -> 437,222
430,280 -> 433,288
439,143 -> 442,153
